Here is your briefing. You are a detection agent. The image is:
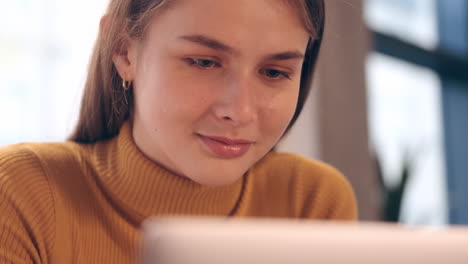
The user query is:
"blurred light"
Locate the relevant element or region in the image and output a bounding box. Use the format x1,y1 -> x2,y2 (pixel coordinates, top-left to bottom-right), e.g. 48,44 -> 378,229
366,52 -> 448,226
0,0 -> 109,145
364,0 -> 439,50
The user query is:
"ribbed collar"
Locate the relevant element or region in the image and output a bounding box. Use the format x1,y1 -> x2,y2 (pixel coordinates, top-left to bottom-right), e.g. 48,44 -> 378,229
93,121 -> 246,222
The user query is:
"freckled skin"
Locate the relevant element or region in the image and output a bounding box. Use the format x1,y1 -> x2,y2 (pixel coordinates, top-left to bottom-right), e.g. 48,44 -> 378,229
114,0 -> 310,186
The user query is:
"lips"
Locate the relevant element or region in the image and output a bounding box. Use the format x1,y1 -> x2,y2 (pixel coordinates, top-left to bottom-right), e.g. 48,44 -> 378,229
197,134 -> 254,159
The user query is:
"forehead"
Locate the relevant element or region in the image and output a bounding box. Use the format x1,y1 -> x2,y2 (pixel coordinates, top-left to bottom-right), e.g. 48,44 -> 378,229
143,0 -> 309,52
166,0 -> 303,20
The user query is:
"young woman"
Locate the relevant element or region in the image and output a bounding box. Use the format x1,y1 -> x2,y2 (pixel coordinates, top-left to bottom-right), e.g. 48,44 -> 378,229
0,0 -> 357,262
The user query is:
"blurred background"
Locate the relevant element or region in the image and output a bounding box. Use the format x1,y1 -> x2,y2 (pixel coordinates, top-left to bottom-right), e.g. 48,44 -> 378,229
1,0 -> 467,226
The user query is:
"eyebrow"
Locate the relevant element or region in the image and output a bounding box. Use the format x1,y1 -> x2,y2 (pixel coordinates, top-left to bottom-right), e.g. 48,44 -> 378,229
178,34 -> 304,61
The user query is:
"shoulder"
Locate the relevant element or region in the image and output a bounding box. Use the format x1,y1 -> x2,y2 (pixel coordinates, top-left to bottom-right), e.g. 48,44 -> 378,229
0,141 -> 89,175
0,141 -> 83,161
0,142 -> 50,184
0,141 -> 91,211
0,143 -> 67,261
0,141 -> 91,203
0,141 -> 80,200
253,152 -> 358,220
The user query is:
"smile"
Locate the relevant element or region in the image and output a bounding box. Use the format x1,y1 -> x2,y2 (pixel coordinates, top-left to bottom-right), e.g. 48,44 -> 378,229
196,134 -> 254,159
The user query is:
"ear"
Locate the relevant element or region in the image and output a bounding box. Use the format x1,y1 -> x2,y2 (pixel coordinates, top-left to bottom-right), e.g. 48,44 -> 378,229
103,15 -> 138,82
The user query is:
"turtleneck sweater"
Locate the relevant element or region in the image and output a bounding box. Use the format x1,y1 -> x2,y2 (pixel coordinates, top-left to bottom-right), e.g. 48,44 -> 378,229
0,122 -> 357,263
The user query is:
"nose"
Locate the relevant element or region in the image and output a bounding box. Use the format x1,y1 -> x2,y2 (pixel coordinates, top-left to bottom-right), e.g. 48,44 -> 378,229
212,71 -> 257,127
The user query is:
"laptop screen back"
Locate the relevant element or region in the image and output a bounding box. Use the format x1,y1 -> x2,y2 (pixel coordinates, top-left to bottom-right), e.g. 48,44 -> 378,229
141,217 -> 468,264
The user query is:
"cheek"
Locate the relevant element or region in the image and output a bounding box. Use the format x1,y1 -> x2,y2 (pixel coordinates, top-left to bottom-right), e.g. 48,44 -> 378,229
134,60 -> 212,123
259,90 -> 299,136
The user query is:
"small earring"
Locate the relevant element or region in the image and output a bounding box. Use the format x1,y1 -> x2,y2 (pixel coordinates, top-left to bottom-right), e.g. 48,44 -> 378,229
122,80 -> 132,105
122,80 -> 132,91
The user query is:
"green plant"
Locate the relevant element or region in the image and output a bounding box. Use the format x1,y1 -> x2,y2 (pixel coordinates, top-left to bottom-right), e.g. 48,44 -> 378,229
375,151 -> 413,222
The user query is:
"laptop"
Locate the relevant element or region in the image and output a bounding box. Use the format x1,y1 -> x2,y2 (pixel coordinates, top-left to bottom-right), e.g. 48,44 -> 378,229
141,217 -> 468,264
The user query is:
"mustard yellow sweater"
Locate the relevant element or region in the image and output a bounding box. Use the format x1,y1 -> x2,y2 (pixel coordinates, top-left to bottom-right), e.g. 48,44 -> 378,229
0,122 -> 357,263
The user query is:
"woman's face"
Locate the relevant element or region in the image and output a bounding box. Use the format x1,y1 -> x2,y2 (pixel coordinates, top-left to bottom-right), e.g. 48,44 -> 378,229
121,0 -> 309,186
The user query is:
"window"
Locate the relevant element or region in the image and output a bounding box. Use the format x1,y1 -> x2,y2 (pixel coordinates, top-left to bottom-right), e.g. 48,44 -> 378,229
366,52 -> 446,225
0,0 -> 108,145
365,0 -> 468,225
365,0 -> 439,50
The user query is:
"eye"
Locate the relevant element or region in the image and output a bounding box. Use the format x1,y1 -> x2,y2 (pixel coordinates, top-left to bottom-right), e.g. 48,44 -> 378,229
260,69 -> 291,80
185,58 -> 221,69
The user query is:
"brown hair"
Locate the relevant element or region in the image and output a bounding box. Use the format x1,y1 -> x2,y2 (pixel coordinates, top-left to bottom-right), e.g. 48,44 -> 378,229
69,0 -> 325,143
